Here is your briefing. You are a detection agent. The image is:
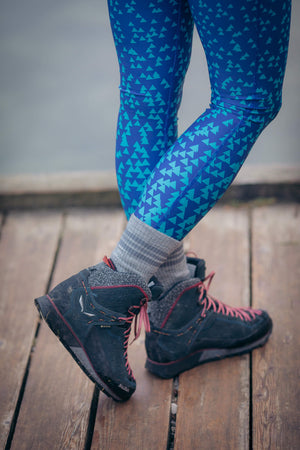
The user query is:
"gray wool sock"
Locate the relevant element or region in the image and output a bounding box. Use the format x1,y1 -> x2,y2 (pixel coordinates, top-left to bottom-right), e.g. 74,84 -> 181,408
110,214 -> 181,283
152,243 -> 190,292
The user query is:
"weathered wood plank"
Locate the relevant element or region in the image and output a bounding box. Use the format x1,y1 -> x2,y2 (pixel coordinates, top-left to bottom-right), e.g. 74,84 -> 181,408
11,209 -> 125,450
91,328 -> 173,450
0,211 -> 62,449
175,206 -> 251,450
252,204 -> 300,450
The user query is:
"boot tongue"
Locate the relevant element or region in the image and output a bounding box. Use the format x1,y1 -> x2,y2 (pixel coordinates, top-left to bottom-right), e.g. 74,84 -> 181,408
148,276 -> 164,300
187,257 -> 206,280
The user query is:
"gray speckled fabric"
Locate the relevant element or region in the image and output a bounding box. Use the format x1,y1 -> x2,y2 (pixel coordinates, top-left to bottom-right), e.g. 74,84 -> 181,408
88,261 -> 152,299
147,277 -> 200,328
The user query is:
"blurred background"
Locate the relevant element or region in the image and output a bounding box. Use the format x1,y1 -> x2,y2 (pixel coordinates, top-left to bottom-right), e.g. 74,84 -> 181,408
0,0 -> 299,176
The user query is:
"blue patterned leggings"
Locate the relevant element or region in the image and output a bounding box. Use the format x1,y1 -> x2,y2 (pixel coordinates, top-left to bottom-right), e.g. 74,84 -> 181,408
108,0 -> 291,240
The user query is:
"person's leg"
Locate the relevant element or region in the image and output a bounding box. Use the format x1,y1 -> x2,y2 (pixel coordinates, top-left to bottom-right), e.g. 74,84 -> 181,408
108,0 -> 194,290
35,0 -> 194,403
132,0 -> 291,241
111,0 -> 290,288
108,0 -> 193,217
144,0 -> 291,377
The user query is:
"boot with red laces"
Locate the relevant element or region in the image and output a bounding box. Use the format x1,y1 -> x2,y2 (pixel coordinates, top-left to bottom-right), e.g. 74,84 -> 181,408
145,258 -> 272,378
35,257 -> 158,401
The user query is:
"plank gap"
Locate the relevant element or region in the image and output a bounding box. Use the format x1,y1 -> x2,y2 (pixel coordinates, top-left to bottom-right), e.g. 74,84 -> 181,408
166,376 -> 179,450
249,353 -> 253,450
84,387 -> 100,450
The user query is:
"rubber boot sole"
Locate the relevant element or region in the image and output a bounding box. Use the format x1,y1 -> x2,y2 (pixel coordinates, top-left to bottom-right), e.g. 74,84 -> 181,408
145,329 -> 272,379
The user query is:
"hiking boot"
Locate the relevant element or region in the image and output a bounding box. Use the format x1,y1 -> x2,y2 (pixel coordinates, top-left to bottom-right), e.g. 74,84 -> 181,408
35,257 -> 154,402
145,260 -> 272,379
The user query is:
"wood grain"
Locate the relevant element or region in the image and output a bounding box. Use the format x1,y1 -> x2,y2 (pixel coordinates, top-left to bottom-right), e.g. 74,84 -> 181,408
91,327 -> 173,450
175,206 -> 251,450
252,204 -> 300,450
0,211 -> 62,449
3,203 -> 299,449
11,209 -> 125,450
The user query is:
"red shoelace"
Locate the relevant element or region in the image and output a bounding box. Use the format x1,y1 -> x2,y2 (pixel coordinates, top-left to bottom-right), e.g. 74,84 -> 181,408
198,272 -> 262,322
103,256 -> 151,378
103,255 -> 152,377
120,299 -> 150,378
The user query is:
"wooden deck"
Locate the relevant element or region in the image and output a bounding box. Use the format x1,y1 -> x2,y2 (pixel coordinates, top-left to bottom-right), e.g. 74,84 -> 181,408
0,203 -> 299,449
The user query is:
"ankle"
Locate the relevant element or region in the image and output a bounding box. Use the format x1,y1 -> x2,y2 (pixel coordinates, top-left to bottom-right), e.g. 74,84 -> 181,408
153,244 -> 190,291
111,214 -> 181,282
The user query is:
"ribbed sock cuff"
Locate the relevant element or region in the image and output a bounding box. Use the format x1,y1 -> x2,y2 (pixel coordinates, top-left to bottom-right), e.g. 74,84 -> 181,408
153,243 -> 190,291
111,214 -> 181,282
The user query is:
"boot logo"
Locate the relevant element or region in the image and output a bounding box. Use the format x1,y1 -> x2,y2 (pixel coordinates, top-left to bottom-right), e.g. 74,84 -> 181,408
79,295 -> 96,317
